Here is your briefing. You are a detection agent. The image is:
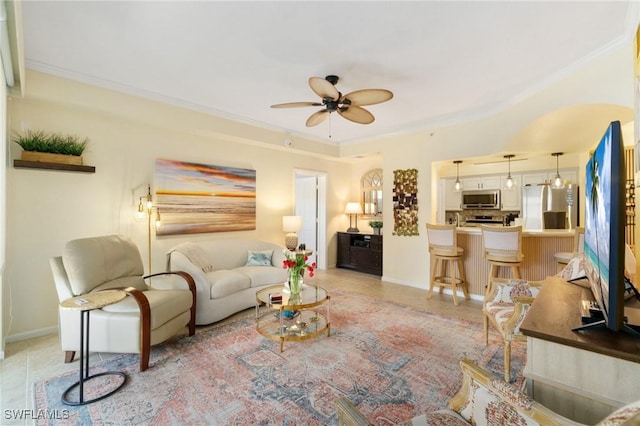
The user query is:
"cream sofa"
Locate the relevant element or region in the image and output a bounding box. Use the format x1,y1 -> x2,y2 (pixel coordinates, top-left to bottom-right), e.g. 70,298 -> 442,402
167,238 -> 288,325
336,358 -> 640,425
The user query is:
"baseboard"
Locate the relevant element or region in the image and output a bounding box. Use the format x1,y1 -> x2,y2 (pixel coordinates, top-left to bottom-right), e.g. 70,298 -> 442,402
5,325 -> 57,343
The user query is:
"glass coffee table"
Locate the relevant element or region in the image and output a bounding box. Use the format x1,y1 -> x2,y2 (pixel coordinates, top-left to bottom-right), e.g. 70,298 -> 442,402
255,284 -> 330,352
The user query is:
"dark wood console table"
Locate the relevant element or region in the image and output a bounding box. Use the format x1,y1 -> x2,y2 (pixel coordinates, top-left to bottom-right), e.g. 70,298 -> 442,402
520,275 -> 640,422
336,232 -> 382,276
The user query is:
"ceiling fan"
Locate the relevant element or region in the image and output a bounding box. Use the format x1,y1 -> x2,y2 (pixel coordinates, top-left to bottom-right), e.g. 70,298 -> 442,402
271,75 -> 393,127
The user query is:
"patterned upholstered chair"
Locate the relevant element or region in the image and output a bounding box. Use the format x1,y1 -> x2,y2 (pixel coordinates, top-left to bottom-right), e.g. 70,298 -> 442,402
335,358 -> 640,425
483,277 -> 541,382
483,254 -> 586,383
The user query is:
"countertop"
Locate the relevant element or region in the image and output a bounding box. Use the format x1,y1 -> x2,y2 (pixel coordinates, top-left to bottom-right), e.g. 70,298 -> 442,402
456,226 -> 576,237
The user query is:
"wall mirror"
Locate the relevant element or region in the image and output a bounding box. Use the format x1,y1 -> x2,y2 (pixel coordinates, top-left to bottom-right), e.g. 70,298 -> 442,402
361,168 -> 383,218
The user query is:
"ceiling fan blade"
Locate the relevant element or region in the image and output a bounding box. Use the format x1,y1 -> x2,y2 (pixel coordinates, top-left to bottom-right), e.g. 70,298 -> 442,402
271,101 -> 323,108
306,110 -> 330,127
342,89 -> 393,106
309,77 -> 339,100
338,105 -> 375,125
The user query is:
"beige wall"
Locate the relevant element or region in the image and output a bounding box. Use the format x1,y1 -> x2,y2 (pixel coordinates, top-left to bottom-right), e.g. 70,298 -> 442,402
342,44 -> 634,288
5,71 -> 355,339
4,41 -> 635,339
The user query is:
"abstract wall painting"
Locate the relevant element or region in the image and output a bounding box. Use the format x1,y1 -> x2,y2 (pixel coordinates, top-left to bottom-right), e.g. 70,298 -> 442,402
154,158 -> 256,235
392,168 -> 419,236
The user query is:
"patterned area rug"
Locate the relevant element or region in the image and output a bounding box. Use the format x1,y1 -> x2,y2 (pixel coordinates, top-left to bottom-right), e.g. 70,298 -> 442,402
34,290 -> 525,425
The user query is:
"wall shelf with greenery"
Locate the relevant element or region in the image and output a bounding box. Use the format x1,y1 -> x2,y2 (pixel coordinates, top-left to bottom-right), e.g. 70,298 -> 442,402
13,159 -> 96,173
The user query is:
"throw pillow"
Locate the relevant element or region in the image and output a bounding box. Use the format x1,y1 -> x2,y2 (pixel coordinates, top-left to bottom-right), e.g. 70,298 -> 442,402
246,250 -> 273,266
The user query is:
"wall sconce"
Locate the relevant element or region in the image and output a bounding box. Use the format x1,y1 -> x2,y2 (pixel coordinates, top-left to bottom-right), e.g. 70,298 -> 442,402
453,160 -> 463,192
282,215 -> 302,250
504,154 -> 515,189
344,202 -> 363,233
136,184 -> 161,272
552,152 -> 564,188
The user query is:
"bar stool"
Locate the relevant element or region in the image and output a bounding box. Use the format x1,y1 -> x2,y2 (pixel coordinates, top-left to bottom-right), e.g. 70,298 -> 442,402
554,227 -> 584,269
426,223 -> 469,306
480,225 -> 524,288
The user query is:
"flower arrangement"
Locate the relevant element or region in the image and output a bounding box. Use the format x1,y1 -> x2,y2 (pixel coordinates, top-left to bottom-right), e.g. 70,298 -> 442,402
282,250 -> 316,295
368,221 -> 383,229
282,250 -> 316,278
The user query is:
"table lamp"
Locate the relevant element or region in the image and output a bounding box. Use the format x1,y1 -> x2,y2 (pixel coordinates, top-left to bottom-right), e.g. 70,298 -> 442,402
344,202 -> 363,233
282,215 -> 302,250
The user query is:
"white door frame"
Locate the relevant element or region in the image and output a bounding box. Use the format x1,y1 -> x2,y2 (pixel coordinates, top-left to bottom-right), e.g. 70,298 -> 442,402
294,169 -> 327,270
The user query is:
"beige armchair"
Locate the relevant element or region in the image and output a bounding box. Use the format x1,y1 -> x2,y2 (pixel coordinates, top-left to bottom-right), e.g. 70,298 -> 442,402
50,235 -> 196,371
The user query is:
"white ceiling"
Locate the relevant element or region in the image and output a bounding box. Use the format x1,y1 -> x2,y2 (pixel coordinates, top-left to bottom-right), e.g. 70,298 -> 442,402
19,1 -> 639,146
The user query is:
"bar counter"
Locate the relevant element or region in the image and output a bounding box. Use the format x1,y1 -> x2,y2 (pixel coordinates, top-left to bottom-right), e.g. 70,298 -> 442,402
451,227 -> 575,297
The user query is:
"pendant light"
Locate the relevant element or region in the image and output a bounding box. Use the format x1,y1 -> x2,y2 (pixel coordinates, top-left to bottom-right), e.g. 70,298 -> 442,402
504,154 -> 515,189
453,160 -> 463,192
552,152 -> 564,188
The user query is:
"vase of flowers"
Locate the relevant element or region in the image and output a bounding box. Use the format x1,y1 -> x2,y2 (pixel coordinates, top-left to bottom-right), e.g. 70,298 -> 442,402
282,250 -> 316,295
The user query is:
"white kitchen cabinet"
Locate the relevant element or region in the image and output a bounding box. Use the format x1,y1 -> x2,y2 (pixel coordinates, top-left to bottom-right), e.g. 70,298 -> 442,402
521,172 -> 549,186
522,170 -> 578,187
462,175 -> 501,190
443,179 -> 462,211
500,175 -> 521,211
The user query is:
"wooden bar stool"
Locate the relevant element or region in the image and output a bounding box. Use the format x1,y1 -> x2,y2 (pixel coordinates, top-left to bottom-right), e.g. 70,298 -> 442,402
554,227 -> 584,269
480,225 -> 524,287
426,223 -> 469,306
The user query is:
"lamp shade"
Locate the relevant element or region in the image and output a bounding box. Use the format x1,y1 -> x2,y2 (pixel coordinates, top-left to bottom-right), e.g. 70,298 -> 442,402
344,202 -> 363,215
282,215 -> 302,232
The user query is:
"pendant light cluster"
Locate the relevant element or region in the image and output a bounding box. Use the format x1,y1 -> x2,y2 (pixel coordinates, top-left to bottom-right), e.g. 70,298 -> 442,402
551,152 -> 564,188
453,160 -> 463,192
504,154 -> 515,189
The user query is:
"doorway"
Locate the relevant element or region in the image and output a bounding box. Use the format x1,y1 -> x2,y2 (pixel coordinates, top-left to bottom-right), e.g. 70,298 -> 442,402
294,170 -> 327,270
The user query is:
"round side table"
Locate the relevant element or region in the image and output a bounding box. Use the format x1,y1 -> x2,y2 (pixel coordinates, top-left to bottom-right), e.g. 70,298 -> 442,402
59,290 -> 128,406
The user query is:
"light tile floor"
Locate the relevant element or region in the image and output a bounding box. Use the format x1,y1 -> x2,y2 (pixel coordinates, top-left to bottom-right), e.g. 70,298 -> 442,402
0,268 -> 483,425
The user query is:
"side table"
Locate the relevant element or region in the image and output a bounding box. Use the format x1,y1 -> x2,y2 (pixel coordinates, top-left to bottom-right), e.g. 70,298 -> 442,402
59,290 -> 128,406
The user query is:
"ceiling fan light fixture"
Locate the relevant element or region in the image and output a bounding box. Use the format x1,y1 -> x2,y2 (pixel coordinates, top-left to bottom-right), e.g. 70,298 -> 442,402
504,154 -> 515,190
552,152 -> 564,188
271,74 -> 393,132
453,160 -> 463,192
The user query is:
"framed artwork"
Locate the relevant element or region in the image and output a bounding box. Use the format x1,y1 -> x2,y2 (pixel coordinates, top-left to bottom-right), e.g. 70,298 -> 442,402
392,168 -> 419,236
154,158 -> 256,235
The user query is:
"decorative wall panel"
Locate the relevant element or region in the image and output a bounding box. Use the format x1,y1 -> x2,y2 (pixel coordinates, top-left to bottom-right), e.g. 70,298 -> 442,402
392,168 -> 419,236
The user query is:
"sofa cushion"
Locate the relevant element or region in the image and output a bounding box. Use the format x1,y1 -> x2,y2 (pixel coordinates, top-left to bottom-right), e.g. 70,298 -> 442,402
235,265 -> 287,287
102,289 -> 192,330
459,378 -> 537,426
246,250 -> 273,266
207,270 -> 251,299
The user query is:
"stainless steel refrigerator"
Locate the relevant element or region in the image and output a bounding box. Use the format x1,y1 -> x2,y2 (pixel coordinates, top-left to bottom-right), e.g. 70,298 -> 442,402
521,184 -> 579,230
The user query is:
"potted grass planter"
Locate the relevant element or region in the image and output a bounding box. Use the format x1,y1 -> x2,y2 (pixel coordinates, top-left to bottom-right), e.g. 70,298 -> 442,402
13,130 -> 94,172
369,221 -> 383,235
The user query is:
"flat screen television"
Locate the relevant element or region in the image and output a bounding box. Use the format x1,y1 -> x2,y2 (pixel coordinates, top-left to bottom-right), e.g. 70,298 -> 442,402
575,120 -> 637,334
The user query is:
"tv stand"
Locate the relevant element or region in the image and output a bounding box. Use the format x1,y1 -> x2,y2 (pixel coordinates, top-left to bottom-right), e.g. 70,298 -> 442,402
336,232 -> 382,276
520,276 -> 640,423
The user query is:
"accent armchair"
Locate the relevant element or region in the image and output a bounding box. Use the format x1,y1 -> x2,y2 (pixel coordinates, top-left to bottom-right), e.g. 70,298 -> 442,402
335,358 -> 640,425
50,235 -> 197,371
483,277 -> 541,382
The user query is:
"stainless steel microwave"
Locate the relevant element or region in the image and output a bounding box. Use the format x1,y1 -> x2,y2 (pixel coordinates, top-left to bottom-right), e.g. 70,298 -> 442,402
461,190 -> 501,209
